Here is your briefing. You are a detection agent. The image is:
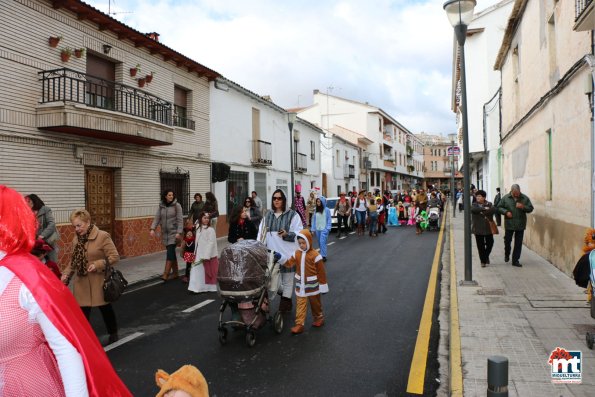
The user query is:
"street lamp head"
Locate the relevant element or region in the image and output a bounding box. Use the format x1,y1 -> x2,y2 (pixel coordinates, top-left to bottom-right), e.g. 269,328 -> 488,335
287,112 -> 297,125
448,133 -> 457,142
443,0 -> 476,28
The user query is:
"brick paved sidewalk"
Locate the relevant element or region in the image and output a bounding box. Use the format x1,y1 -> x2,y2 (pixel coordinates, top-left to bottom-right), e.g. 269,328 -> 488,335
449,213 -> 594,396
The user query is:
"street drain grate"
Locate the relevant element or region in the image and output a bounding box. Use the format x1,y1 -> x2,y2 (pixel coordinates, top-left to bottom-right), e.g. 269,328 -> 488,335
477,288 -> 505,296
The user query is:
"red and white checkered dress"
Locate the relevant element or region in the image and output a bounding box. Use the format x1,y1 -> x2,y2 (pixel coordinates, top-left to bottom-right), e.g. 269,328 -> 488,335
0,277 -> 66,396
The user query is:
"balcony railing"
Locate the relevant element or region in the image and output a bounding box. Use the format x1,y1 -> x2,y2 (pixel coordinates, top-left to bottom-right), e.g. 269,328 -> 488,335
251,140 -> 272,166
173,115 -> 196,130
39,68 -> 174,127
342,164 -> 356,178
296,153 -> 307,173
576,0 -> 593,19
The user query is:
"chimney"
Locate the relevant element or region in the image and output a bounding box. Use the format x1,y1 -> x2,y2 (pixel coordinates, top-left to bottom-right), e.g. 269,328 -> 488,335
313,89 -> 319,94
262,95 -> 272,102
146,32 -> 160,42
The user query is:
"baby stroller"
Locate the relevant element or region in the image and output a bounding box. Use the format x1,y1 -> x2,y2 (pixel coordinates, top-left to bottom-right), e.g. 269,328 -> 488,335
427,207 -> 441,231
217,240 -> 284,347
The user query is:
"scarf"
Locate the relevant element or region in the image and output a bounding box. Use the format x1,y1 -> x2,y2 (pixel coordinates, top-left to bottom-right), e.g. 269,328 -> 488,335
294,195 -> 307,227
71,224 -> 94,276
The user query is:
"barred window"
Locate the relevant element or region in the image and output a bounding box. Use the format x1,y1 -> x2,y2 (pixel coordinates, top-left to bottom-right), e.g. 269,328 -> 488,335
160,168 -> 190,214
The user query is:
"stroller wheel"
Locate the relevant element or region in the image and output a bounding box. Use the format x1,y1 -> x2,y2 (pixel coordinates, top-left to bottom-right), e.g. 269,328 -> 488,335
218,328 -> 228,346
273,311 -> 284,334
587,332 -> 594,350
245,331 -> 256,347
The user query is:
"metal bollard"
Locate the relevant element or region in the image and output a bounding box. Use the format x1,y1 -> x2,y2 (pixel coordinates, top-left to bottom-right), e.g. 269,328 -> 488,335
487,356 -> 508,397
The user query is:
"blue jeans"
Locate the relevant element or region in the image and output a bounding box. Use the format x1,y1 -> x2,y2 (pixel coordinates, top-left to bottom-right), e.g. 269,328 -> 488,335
368,213 -> 378,235
355,210 -> 366,225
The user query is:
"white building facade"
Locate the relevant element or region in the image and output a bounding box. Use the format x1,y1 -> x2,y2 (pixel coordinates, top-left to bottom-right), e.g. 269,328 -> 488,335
210,78 -> 322,232
298,90 -> 423,194
319,132 -> 360,197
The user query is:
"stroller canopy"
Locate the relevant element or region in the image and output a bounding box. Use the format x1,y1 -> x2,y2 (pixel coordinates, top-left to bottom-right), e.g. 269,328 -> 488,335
218,240 -> 269,299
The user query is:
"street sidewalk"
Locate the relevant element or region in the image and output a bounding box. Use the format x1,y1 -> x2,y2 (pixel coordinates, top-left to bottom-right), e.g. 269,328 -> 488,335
443,211 -> 594,396
117,237 -> 230,285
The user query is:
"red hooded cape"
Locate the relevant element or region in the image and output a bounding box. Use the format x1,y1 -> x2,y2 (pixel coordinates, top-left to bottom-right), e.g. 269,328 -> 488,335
0,253 -> 132,397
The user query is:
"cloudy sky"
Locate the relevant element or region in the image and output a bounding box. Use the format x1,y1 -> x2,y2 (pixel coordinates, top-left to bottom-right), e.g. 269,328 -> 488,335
93,0 -> 502,135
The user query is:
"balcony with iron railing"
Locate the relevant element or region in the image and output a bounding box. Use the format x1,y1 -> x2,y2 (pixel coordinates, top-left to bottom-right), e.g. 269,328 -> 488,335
296,153 -> 307,173
251,140 -> 272,166
173,114 -> 196,130
37,68 -> 179,145
575,0 -> 594,31
343,163 -> 355,179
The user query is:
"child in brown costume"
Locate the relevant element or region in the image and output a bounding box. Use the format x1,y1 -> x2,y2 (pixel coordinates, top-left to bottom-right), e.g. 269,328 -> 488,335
283,229 -> 329,334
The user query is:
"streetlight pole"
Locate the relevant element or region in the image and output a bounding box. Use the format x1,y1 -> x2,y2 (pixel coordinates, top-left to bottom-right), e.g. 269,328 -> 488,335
444,0 -> 477,285
448,133 -> 457,218
288,112 -> 297,209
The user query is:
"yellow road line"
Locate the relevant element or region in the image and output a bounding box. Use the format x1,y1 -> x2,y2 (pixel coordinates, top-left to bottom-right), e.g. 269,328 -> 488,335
450,213 -> 464,396
406,210 -> 446,394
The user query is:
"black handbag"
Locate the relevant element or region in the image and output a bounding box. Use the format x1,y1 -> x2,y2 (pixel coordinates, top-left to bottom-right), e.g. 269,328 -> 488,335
103,262 -> 128,302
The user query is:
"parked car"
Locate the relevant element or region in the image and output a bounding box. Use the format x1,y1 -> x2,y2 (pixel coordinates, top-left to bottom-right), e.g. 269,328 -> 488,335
325,197 -> 340,230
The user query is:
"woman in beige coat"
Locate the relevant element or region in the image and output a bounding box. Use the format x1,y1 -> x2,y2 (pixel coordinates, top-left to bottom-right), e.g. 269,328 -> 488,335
62,209 -> 120,345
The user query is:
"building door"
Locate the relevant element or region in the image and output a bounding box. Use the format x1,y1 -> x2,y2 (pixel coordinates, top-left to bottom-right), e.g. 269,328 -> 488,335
227,171 -> 249,221
85,167 -> 115,237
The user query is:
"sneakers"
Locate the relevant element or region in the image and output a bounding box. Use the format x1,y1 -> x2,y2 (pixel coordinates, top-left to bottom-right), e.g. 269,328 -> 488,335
512,262 -> 522,267
291,324 -> 305,334
312,318 -> 325,327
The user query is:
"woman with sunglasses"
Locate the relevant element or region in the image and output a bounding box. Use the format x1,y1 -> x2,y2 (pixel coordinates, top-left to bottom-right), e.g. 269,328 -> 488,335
242,196 -> 262,228
257,189 -> 302,313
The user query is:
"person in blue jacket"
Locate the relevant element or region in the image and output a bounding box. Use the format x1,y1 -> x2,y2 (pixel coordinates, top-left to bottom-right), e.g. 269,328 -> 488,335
311,196 -> 332,262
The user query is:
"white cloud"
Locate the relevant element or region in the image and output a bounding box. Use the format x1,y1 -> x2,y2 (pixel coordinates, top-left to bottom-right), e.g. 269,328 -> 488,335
94,0 -> 503,135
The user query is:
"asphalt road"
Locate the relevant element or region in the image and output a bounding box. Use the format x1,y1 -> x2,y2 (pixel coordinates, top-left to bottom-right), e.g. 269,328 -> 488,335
92,226 -> 442,396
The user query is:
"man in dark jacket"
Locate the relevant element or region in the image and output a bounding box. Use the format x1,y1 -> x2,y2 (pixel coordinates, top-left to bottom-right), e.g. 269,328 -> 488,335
496,184 -> 534,267
493,187 -> 502,226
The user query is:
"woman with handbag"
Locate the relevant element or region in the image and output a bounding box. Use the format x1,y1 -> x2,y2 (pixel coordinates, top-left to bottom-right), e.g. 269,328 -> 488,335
150,189 -> 184,281
25,193 -> 60,262
471,190 -> 497,267
61,209 -> 121,345
0,186 -> 132,397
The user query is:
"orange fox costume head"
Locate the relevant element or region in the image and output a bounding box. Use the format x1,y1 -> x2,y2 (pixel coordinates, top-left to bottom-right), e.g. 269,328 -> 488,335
583,228 -> 595,253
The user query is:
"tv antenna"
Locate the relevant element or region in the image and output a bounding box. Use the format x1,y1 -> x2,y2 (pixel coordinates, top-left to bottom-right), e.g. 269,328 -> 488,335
108,0 -> 133,16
